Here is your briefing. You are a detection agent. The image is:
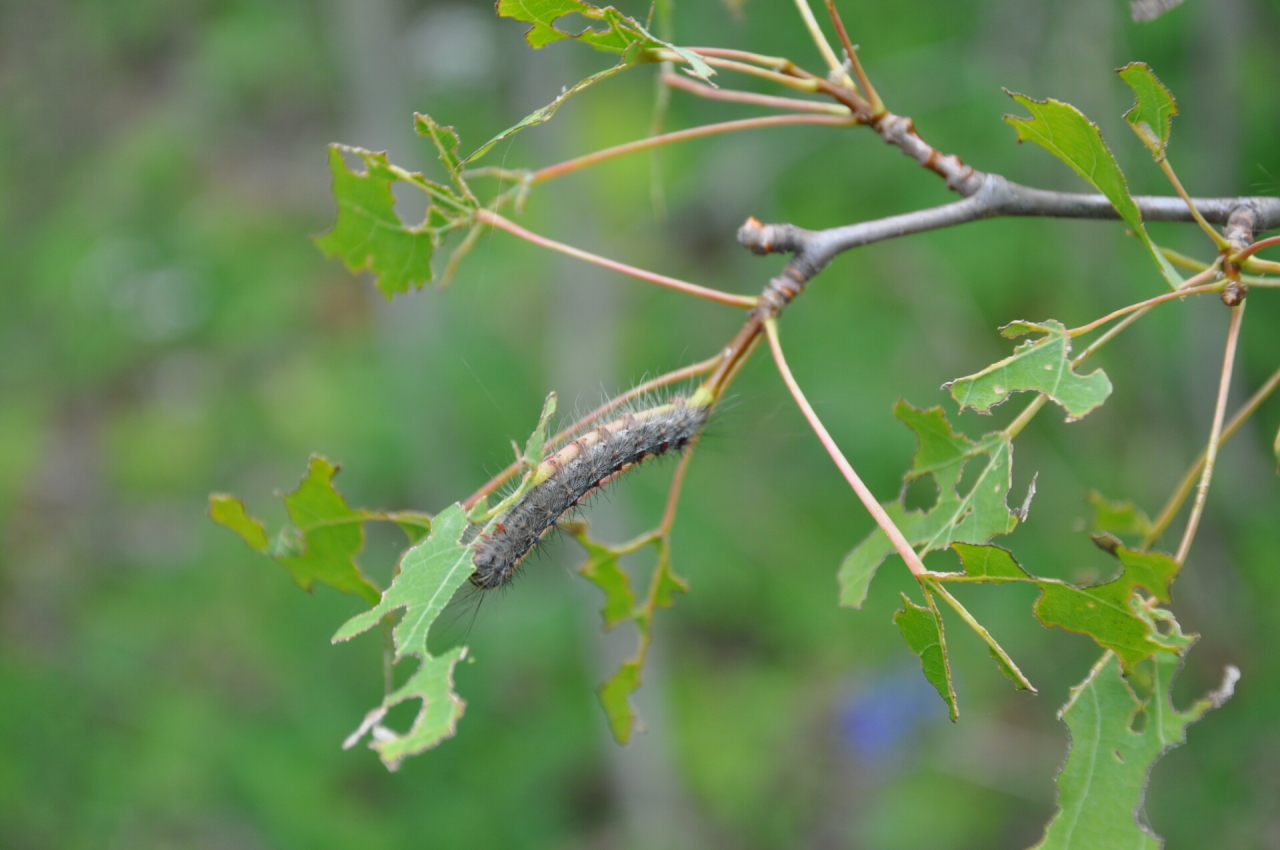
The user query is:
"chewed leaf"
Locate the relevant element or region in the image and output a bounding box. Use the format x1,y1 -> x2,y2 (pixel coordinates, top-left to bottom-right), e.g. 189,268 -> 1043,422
598,661 -> 643,743
894,593 -> 958,721
333,504 -> 475,769
1118,63 -> 1177,157
210,456 -> 431,606
496,0 -> 713,79
944,321 -> 1112,421
1086,490 -> 1153,543
413,113 -> 470,198
315,145 -> 472,298
567,523 -> 637,630
471,2 -> 712,164
947,541 -> 1187,668
209,494 -> 268,552
1033,650 -> 1237,849
568,523 -> 687,743
839,402 -> 1022,609
1004,92 -> 1181,288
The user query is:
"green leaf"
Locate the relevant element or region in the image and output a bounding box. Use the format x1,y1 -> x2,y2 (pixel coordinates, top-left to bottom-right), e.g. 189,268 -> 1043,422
209,493 -> 268,551
1086,490 -> 1153,543
1118,62 -> 1178,158
209,455 -> 432,606
496,0 -> 713,79
944,320 -> 1112,421
332,503 -> 475,769
839,402 -> 1021,608
894,592 -> 958,721
315,145 -> 471,298
568,525 -> 687,743
1033,650 -> 1237,849
598,660 -> 643,743
947,541 -> 1188,668
1004,91 -> 1182,288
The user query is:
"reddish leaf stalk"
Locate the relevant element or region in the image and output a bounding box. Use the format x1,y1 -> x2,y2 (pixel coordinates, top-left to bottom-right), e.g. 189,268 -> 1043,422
1175,302 -> 1247,564
764,317 -> 930,578
532,113 -> 854,184
477,209 -> 757,309
661,73 -> 851,115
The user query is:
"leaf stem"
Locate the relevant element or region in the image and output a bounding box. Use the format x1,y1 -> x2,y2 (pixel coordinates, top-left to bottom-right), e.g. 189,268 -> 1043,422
764,318 -> 930,577
655,50 -> 823,93
1233,234 -> 1280,262
658,449 -> 696,536
1067,268 -> 1222,337
531,113 -> 854,184
661,72 -> 851,115
1144,363 -> 1280,550
791,0 -> 852,86
1174,302 -> 1247,564
824,0 -> 882,115
1158,159 -> 1230,249
477,209 -> 758,309
926,578 -> 1036,692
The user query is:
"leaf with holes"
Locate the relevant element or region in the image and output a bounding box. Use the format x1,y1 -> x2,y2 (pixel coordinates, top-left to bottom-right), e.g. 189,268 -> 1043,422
839,402 -> 1023,608
333,503 -> 475,769
568,523 -> 686,743
210,455 -> 431,606
1033,649 -> 1237,849
946,541 -> 1189,668
315,145 -> 473,297
944,321 -> 1112,421
1004,92 -> 1181,288
496,0 -> 712,78
469,2 -> 712,164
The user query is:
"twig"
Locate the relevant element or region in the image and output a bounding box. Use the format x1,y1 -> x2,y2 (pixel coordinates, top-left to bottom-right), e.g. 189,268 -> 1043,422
764,317 -> 931,578
738,179 -> 1280,278
1175,302 -> 1247,564
477,209 -> 758,309
1144,364 -> 1280,550
531,113 -> 855,184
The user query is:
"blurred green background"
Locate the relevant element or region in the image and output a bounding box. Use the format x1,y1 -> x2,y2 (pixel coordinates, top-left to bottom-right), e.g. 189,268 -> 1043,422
3,1 -> 1280,847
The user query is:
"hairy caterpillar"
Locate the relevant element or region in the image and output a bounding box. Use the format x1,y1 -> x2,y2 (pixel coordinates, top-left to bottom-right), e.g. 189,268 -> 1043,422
469,396 -> 711,590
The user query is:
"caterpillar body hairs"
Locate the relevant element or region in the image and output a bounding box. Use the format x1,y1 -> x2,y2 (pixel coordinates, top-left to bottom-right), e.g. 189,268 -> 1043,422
470,395 -> 711,590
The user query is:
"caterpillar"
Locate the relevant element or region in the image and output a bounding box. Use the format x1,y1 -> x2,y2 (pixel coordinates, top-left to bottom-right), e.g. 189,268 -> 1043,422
469,396 -> 711,590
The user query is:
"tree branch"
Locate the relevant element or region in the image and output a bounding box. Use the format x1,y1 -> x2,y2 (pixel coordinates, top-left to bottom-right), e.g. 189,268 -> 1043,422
738,173 -> 1280,290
